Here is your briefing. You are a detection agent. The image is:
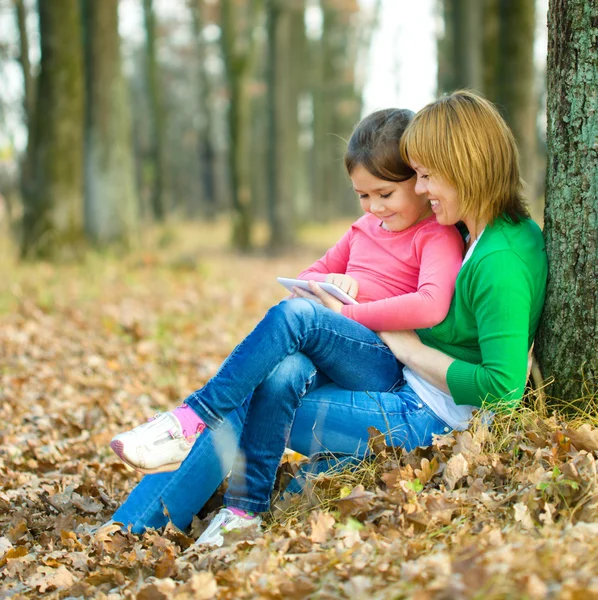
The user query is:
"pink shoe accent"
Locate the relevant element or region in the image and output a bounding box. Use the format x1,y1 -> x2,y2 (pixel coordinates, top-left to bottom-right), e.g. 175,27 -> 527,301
171,404 -> 206,440
110,440 -> 125,460
227,506 -> 255,519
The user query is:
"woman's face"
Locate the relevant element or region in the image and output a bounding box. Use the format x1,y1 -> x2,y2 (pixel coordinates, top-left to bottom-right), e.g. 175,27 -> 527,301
411,162 -> 461,226
351,164 -> 432,232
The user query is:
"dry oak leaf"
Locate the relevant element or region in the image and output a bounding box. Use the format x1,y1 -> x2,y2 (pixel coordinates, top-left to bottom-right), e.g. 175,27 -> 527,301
137,578 -> 176,600
564,424 -> 598,453
309,510 -> 336,544
513,502 -> 535,530
332,484 -> 376,520
32,565 -> 76,594
414,457 -> 440,485
174,572 -> 218,599
443,453 -> 469,490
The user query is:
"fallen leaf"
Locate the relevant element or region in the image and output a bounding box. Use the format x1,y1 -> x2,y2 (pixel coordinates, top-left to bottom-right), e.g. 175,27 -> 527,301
564,424 -> 598,453
309,510 -> 335,543
444,453 -> 469,490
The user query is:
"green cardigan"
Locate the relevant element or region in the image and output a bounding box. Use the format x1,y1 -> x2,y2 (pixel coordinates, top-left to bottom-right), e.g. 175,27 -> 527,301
417,216 -> 547,408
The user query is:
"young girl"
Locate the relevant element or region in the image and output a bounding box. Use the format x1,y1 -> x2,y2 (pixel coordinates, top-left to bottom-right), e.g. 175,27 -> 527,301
109,108 -> 463,545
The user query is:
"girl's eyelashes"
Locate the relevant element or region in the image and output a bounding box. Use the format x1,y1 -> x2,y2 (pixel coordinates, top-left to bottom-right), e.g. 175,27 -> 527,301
357,192 -> 393,199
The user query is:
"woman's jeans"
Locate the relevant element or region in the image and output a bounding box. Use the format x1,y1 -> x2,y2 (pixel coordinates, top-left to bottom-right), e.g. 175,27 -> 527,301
112,299 -> 452,531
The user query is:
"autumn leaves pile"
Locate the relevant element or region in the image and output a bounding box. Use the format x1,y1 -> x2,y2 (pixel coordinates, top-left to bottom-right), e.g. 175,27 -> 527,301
1,240 -> 598,598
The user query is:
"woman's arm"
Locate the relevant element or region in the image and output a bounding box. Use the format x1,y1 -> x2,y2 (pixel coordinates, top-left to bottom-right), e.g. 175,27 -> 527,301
382,251 -> 535,408
377,330 -> 454,393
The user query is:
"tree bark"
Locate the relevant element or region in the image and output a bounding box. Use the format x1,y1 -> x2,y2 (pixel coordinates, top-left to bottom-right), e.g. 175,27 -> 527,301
82,0 -> 138,247
535,0 -> 598,405
21,0 -> 85,259
143,0 -> 166,221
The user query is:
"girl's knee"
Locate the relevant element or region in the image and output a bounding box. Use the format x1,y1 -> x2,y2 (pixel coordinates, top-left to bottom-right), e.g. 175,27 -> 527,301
274,297 -> 320,324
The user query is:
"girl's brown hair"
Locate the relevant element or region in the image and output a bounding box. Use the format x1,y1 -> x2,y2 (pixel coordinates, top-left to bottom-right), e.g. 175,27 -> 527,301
344,108 -> 415,182
400,90 -> 529,224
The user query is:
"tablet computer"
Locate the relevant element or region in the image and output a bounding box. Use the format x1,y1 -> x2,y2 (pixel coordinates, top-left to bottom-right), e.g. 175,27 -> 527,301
277,277 -> 359,305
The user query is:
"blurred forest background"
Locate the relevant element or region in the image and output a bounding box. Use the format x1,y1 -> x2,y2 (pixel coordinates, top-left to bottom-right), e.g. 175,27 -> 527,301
0,0 -> 548,259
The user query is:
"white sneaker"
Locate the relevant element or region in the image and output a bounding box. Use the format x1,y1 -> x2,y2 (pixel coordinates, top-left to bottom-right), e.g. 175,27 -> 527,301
196,508 -> 262,548
110,412 -> 201,474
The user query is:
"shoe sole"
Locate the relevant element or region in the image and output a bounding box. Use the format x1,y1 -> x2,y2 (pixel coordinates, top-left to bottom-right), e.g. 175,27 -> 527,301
109,440 -> 184,475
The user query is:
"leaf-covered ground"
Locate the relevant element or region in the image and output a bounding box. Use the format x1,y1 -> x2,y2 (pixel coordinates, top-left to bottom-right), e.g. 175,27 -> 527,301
1,222 -> 598,599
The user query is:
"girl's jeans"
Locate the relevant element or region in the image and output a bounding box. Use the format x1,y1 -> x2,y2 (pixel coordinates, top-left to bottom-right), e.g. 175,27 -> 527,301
112,299 -> 452,531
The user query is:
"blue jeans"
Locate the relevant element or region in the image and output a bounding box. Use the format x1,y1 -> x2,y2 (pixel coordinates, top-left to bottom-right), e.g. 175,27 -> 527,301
112,299 -> 452,531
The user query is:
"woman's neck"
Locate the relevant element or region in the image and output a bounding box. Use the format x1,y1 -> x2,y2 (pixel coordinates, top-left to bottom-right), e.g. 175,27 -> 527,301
463,217 -> 487,247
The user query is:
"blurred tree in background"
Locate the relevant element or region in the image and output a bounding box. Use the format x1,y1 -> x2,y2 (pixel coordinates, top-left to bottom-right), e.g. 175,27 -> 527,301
21,0 -> 85,259
1,0 -> 552,258
437,0 -> 540,209
83,0 -> 139,247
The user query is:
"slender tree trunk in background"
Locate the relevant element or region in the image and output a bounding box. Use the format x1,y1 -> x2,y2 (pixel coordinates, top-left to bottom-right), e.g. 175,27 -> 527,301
14,0 -> 35,221
143,0 -> 166,221
536,0 -> 598,406
220,0 -> 262,251
495,0 -> 538,208
82,0 -> 138,246
481,0 -> 499,101
21,0 -> 84,259
14,0 -> 34,126
266,0 -> 304,253
190,0 -> 217,220
437,0 -> 483,94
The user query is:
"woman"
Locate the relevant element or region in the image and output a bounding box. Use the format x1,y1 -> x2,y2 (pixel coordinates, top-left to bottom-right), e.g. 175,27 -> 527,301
110,91 -> 547,545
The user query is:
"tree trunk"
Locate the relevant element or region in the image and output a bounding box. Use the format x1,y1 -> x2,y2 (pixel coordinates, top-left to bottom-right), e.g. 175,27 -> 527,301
143,0 -> 166,221
190,0 -> 217,220
82,0 -> 138,247
535,0 -> 598,405
266,0 -> 304,253
437,0 -> 483,94
220,0 -> 262,251
14,0 -> 34,127
14,0 -> 35,221
495,0 -> 538,208
21,0 -> 85,259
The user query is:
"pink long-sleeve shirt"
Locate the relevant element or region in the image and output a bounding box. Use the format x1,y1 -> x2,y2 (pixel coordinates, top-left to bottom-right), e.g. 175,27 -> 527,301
297,214 -> 464,331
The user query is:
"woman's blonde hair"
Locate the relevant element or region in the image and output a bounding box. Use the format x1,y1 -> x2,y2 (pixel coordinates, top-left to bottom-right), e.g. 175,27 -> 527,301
400,90 -> 529,224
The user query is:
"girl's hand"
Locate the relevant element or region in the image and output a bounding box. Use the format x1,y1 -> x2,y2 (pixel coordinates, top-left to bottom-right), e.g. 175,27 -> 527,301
325,273 -> 359,299
292,281 -> 344,313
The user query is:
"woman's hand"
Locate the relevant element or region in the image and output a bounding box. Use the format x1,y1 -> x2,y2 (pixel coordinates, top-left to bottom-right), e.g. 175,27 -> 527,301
377,330 -> 422,362
325,273 -> 359,299
292,281 -> 344,313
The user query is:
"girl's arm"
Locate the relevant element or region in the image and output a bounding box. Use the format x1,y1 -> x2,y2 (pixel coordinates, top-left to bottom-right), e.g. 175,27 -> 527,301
296,227 -> 353,282
340,226 -> 464,330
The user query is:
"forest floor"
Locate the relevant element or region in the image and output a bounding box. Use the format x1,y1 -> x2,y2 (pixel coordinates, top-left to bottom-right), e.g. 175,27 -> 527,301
1,220 -> 598,600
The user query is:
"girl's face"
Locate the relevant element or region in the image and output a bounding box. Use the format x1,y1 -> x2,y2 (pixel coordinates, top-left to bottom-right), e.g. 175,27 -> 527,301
411,162 -> 461,226
350,164 -> 432,232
